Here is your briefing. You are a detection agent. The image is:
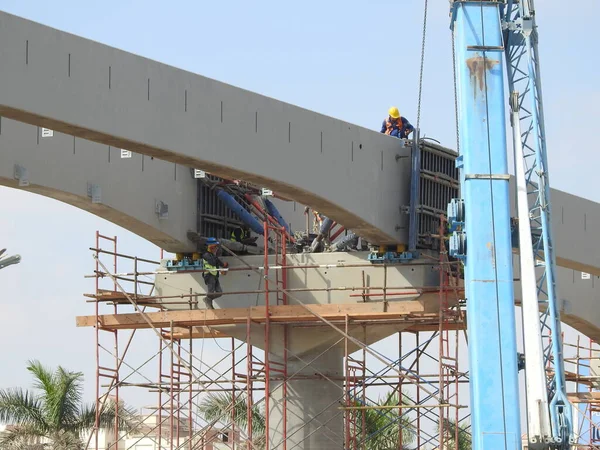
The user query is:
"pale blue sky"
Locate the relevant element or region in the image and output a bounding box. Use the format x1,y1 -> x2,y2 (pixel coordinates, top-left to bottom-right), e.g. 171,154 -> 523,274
0,0 -> 599,432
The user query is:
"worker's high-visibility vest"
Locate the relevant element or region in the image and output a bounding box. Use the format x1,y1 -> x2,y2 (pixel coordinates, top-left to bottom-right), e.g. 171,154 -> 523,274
384,118 -> 403,135
231,229 -> 250,242
203,260 -> 218,276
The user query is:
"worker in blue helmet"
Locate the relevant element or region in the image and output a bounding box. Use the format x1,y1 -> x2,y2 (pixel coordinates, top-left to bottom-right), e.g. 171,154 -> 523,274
201,238 -> 229,309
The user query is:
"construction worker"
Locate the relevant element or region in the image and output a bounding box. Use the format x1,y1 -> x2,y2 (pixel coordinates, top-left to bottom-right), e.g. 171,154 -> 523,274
304,206 -> 325,234
201,238 -> 229,310
231,225 -> 257,246
380,107 -> 414,139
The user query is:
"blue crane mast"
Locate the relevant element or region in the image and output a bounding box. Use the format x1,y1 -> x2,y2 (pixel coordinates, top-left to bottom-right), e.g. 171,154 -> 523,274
447,1 -> 573,449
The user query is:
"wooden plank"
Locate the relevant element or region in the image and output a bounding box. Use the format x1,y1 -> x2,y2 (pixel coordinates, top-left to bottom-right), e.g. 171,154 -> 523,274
404,322 -> 465,332
76,301 -> 427,330
169,326 -> 230,340
567,391 -> 600,403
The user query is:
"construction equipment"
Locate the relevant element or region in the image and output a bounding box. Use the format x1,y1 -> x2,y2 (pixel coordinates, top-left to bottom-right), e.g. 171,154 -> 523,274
448,1 -> 573,448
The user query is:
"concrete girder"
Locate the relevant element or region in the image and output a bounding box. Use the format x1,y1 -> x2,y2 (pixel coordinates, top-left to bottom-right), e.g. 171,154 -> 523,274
0,11 -> 412,246
0,11 -> 598,271
0,117 -> 310,252
1,12 -> 599,340
0,117 -> 197,252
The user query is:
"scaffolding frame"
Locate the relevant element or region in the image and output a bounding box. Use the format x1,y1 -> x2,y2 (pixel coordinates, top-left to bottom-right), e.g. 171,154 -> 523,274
558,335 -> 600,449
83,220 -> 471,450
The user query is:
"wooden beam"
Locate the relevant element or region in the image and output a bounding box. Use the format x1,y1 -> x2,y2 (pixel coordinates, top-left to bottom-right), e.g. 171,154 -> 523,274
404,322 -> 465,333
567,391 -> 600,403
76,301 -> 427,330
168,326 -> 231,340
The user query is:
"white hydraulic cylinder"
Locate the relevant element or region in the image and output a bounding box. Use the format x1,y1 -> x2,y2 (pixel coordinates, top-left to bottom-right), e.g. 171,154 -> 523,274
510,92 -> 552,447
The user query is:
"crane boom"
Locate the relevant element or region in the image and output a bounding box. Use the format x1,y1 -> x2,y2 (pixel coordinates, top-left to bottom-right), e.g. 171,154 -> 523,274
510,91 -> 553,447
450,0 -> 573,448
503,0 -> 574,446
449,2 -> 522,448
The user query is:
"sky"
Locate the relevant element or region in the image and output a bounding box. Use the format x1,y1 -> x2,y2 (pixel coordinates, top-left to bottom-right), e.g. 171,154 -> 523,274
0,0 -> 599,438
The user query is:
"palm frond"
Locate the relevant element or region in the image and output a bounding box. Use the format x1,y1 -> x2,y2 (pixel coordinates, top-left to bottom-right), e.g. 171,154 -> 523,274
198,392 -> 265,436
355,391 -> 415,449
0,388 -> 48,432
46,429 -> 84,450
439,418 -> 472,450
27,360 -> 56,424
0,424 -> 47,449
53,366 -> 84,427
75,401 -> 140,434
28,360 -> 85,430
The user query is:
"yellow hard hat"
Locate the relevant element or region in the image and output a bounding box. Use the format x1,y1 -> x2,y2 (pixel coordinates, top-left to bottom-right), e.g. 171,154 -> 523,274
388,107 -> 400,119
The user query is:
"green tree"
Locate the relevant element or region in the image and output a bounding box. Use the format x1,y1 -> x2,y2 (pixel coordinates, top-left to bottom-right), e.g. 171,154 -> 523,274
198,390 -> 415,450
355,391 -> 415,449
0,360 -> 138,450
198,392 -> 265,449
438,418 -> 472,450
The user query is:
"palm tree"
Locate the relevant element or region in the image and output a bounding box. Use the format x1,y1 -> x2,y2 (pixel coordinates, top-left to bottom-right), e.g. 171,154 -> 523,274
356,391 -> 415,449
437,418 -> 472,450
198,392 -> 265,449
0,360 -> 138,449
198,390 -> 415,450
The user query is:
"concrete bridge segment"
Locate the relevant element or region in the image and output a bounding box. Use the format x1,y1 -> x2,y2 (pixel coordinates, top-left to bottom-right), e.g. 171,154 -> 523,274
0,11 -> 412,247
2,9 -> 600,449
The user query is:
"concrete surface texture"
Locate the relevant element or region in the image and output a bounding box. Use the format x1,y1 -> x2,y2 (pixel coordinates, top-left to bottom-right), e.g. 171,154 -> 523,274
154,251 -> 439,450
0,117 -> 309,252
155,251 -> 600,345
0,10 -> 412,245
3,111 -> 600,274
268,345 -> 344,450
0,117 -> 197,251
154,251 -> 440,353
0,8 -> 597,270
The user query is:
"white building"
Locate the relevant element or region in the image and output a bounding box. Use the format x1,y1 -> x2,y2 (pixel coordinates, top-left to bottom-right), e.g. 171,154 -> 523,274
1,415 -> 240,450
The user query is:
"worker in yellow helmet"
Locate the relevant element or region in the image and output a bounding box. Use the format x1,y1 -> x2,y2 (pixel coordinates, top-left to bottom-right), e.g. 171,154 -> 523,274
381,107 -> 414,139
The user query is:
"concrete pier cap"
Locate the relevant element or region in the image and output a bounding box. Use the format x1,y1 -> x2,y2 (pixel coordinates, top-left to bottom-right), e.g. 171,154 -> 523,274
154,251 -> 444,449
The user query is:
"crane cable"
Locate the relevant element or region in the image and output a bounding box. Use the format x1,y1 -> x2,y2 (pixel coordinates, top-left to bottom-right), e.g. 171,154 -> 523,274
416,0 -> 429,131
451,23 -> 460,153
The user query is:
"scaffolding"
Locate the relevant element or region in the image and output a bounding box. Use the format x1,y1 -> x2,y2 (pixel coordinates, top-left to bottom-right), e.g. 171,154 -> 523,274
558,335 -> 600,449
82,217 -> 471,450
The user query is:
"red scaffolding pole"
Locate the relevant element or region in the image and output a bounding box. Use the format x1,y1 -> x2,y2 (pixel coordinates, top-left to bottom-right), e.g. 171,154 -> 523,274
84,225 -> 473,450
93,231 -> 120,450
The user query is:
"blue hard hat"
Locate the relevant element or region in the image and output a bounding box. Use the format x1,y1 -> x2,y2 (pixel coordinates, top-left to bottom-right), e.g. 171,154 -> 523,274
206,237 -> 220,245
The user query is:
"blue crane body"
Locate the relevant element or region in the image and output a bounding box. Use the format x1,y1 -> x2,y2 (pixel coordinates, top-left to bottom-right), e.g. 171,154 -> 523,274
450,2 -> 522,448
450,1 -> 573,448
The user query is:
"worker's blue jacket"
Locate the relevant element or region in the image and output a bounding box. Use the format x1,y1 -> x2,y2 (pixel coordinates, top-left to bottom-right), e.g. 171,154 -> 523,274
380,117 -> 414,139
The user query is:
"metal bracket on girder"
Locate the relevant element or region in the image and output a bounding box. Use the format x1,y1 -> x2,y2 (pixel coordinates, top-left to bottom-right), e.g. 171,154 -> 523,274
192,168 -> 206,179
466,45 -> 505,52
449,231 -> 466,261
86,183 -> 102,204
13,164 -> 30,187
41,128 -> 54,138
155,200 -> 169,220
465,173 -> 510,180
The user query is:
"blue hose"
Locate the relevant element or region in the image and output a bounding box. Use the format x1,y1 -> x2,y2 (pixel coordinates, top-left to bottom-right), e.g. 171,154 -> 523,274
216,189 -> 264,235
264,198 -> 291,233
